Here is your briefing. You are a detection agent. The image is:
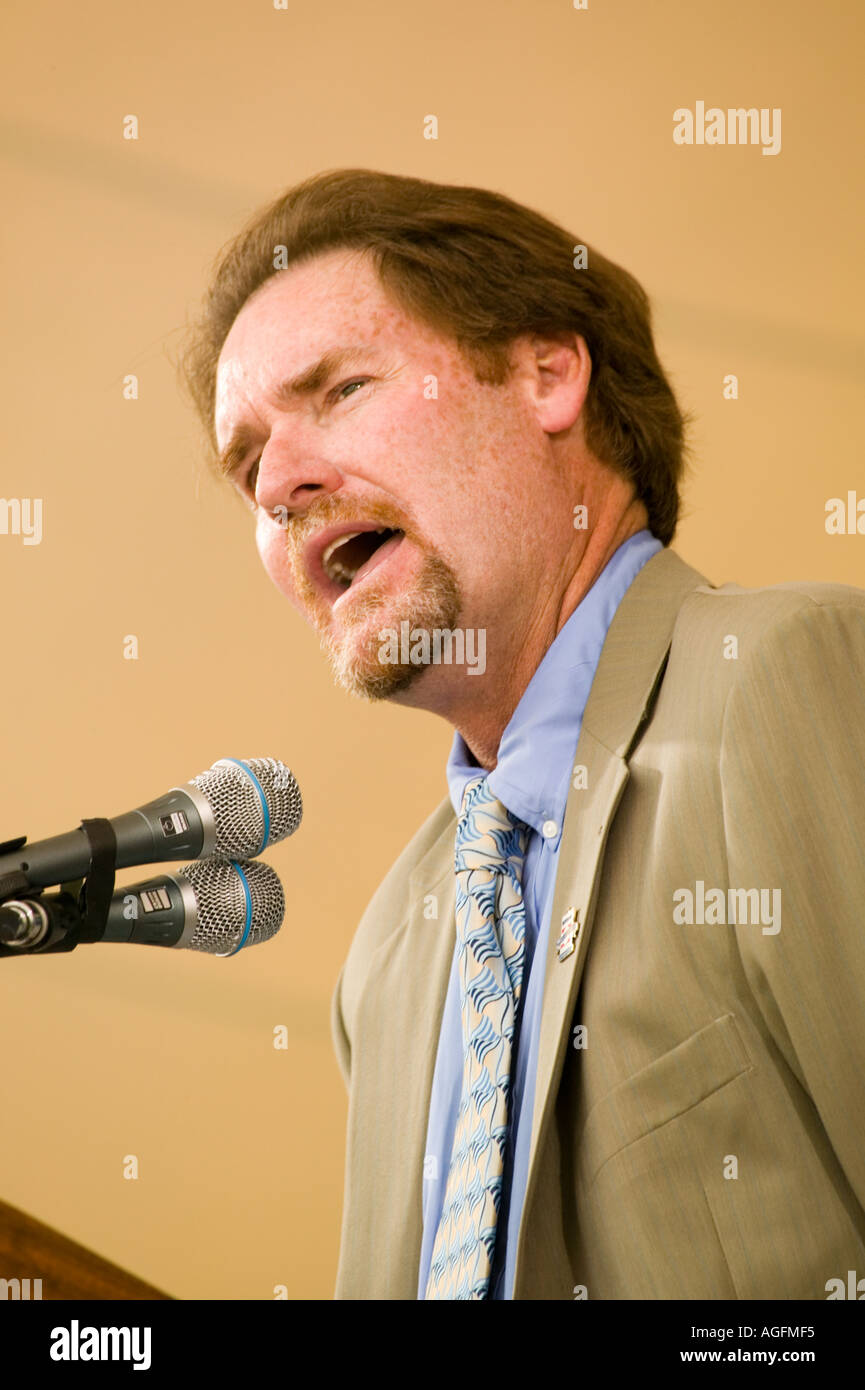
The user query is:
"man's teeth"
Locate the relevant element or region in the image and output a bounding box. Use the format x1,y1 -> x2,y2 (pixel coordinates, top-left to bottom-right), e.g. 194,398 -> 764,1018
321,528 -> 393,586
322,532 -> 363,572
327,555 -> 359,586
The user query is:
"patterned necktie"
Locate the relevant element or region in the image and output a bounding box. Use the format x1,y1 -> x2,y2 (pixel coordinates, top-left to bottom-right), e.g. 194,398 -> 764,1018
425,775 -> 528,1300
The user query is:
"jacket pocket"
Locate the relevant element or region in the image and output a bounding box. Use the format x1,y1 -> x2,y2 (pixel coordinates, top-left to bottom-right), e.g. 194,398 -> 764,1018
580,1012 -> 754,1190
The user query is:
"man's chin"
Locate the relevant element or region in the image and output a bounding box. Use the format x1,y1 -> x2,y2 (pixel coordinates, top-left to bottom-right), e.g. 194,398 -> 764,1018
327,643 -> 430,702
316,562 -> 462,702
321,615 -> 442,703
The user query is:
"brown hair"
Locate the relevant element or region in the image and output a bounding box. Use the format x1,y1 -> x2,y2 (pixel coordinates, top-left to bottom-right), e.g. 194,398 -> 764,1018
181,168 -> 688,543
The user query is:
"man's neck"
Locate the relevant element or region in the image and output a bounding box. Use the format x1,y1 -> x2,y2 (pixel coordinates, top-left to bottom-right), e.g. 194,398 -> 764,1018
452,499 -> 650,770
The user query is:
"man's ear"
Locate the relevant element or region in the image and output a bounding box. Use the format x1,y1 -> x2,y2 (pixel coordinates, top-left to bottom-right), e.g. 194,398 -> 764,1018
520,332 -> 592,435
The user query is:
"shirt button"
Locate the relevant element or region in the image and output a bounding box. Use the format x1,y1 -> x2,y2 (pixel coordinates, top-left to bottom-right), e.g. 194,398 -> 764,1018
542,819 -> 558,839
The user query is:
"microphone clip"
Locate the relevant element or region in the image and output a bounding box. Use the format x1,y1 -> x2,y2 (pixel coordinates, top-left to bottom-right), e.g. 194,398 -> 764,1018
0,819 -> 117,958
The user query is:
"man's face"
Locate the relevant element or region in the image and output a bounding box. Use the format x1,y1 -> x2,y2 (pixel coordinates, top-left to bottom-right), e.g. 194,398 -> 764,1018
214,247 -> 578,705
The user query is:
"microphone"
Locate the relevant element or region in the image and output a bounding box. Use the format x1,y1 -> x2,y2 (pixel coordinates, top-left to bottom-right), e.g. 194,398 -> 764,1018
0,758 -> 302,890
0,858 -> 285,957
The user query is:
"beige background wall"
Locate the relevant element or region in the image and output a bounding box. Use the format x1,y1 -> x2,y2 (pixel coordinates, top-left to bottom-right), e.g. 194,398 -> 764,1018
0,0 -> 862,1298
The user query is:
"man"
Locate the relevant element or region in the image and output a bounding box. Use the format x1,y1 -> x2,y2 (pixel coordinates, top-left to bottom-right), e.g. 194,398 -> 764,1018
182,169 -> 865,1300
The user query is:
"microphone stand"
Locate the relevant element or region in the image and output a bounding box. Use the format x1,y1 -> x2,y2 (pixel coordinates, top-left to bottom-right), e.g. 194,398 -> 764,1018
0,819 -> 117,958
0,883 -> 82,955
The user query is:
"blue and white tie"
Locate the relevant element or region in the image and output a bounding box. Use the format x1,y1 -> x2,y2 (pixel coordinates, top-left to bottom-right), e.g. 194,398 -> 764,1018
425,775 -> 528,1300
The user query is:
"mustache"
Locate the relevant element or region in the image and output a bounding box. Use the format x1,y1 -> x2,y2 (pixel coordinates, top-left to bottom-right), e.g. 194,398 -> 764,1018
283,495 -> 419,557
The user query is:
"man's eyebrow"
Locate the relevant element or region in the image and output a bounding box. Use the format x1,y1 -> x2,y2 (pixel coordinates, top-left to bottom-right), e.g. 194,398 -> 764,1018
275,346 -> 372,402
216,346 -> 372,479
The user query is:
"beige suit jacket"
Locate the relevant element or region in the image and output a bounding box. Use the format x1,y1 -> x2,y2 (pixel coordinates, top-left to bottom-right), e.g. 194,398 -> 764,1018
331,547 -> 865,1299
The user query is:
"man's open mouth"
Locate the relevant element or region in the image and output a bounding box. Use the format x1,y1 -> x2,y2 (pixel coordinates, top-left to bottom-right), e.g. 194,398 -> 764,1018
318,526 -> 405,595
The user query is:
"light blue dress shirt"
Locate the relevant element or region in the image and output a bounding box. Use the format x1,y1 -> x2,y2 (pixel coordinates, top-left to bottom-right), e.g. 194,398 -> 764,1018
417,529 -> 663,1299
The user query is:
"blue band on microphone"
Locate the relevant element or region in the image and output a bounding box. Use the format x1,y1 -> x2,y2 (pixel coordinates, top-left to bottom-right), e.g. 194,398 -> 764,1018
227,861 -> 253,956
223,757 -> 270,854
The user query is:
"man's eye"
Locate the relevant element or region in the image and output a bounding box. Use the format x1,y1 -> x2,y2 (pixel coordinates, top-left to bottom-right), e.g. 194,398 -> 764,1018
331,377 -> 369,403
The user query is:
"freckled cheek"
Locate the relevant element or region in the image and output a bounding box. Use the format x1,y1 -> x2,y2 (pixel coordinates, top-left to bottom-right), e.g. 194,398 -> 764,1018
384,401 -> 501,514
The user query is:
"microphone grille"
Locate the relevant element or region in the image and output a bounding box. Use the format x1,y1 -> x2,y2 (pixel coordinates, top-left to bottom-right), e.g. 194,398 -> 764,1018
181,858 -> 285,955
190,758 -> 302,857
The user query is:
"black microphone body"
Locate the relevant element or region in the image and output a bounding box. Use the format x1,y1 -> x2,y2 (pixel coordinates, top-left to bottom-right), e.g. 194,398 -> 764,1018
0,757 -> 302,891
0,788 -> 214,889
0,859 -> 285,957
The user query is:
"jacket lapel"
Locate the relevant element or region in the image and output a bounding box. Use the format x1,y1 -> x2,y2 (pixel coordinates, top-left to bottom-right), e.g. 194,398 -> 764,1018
513,547 -> 709,1292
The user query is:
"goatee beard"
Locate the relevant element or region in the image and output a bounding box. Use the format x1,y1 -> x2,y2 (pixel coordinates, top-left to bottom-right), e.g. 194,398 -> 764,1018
284,498 -> 462,701
321,551 -> 461,701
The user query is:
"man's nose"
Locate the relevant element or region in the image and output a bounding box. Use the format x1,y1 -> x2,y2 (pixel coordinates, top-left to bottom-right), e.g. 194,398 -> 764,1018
253,426 -> 344,519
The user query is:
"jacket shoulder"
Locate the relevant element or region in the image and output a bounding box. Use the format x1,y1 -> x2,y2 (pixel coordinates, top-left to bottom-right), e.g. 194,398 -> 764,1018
671,570 -> 865,669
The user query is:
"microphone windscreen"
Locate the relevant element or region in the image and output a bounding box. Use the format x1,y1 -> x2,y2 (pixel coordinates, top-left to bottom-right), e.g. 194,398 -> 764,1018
189,758 -> 302,857
180,858 -> 285,955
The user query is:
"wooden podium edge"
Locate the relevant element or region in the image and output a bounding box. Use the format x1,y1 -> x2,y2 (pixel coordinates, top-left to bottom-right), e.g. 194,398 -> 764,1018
0,1197 -> 172,1300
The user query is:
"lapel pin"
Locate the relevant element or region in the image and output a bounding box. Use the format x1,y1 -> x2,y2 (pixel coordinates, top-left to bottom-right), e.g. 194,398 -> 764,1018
556,906 -> 582,962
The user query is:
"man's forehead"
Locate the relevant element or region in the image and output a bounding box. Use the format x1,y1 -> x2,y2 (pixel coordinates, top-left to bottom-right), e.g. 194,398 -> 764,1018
215,255 -> 378,420
220,249 -> 399,362
214,249 -> 459,446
